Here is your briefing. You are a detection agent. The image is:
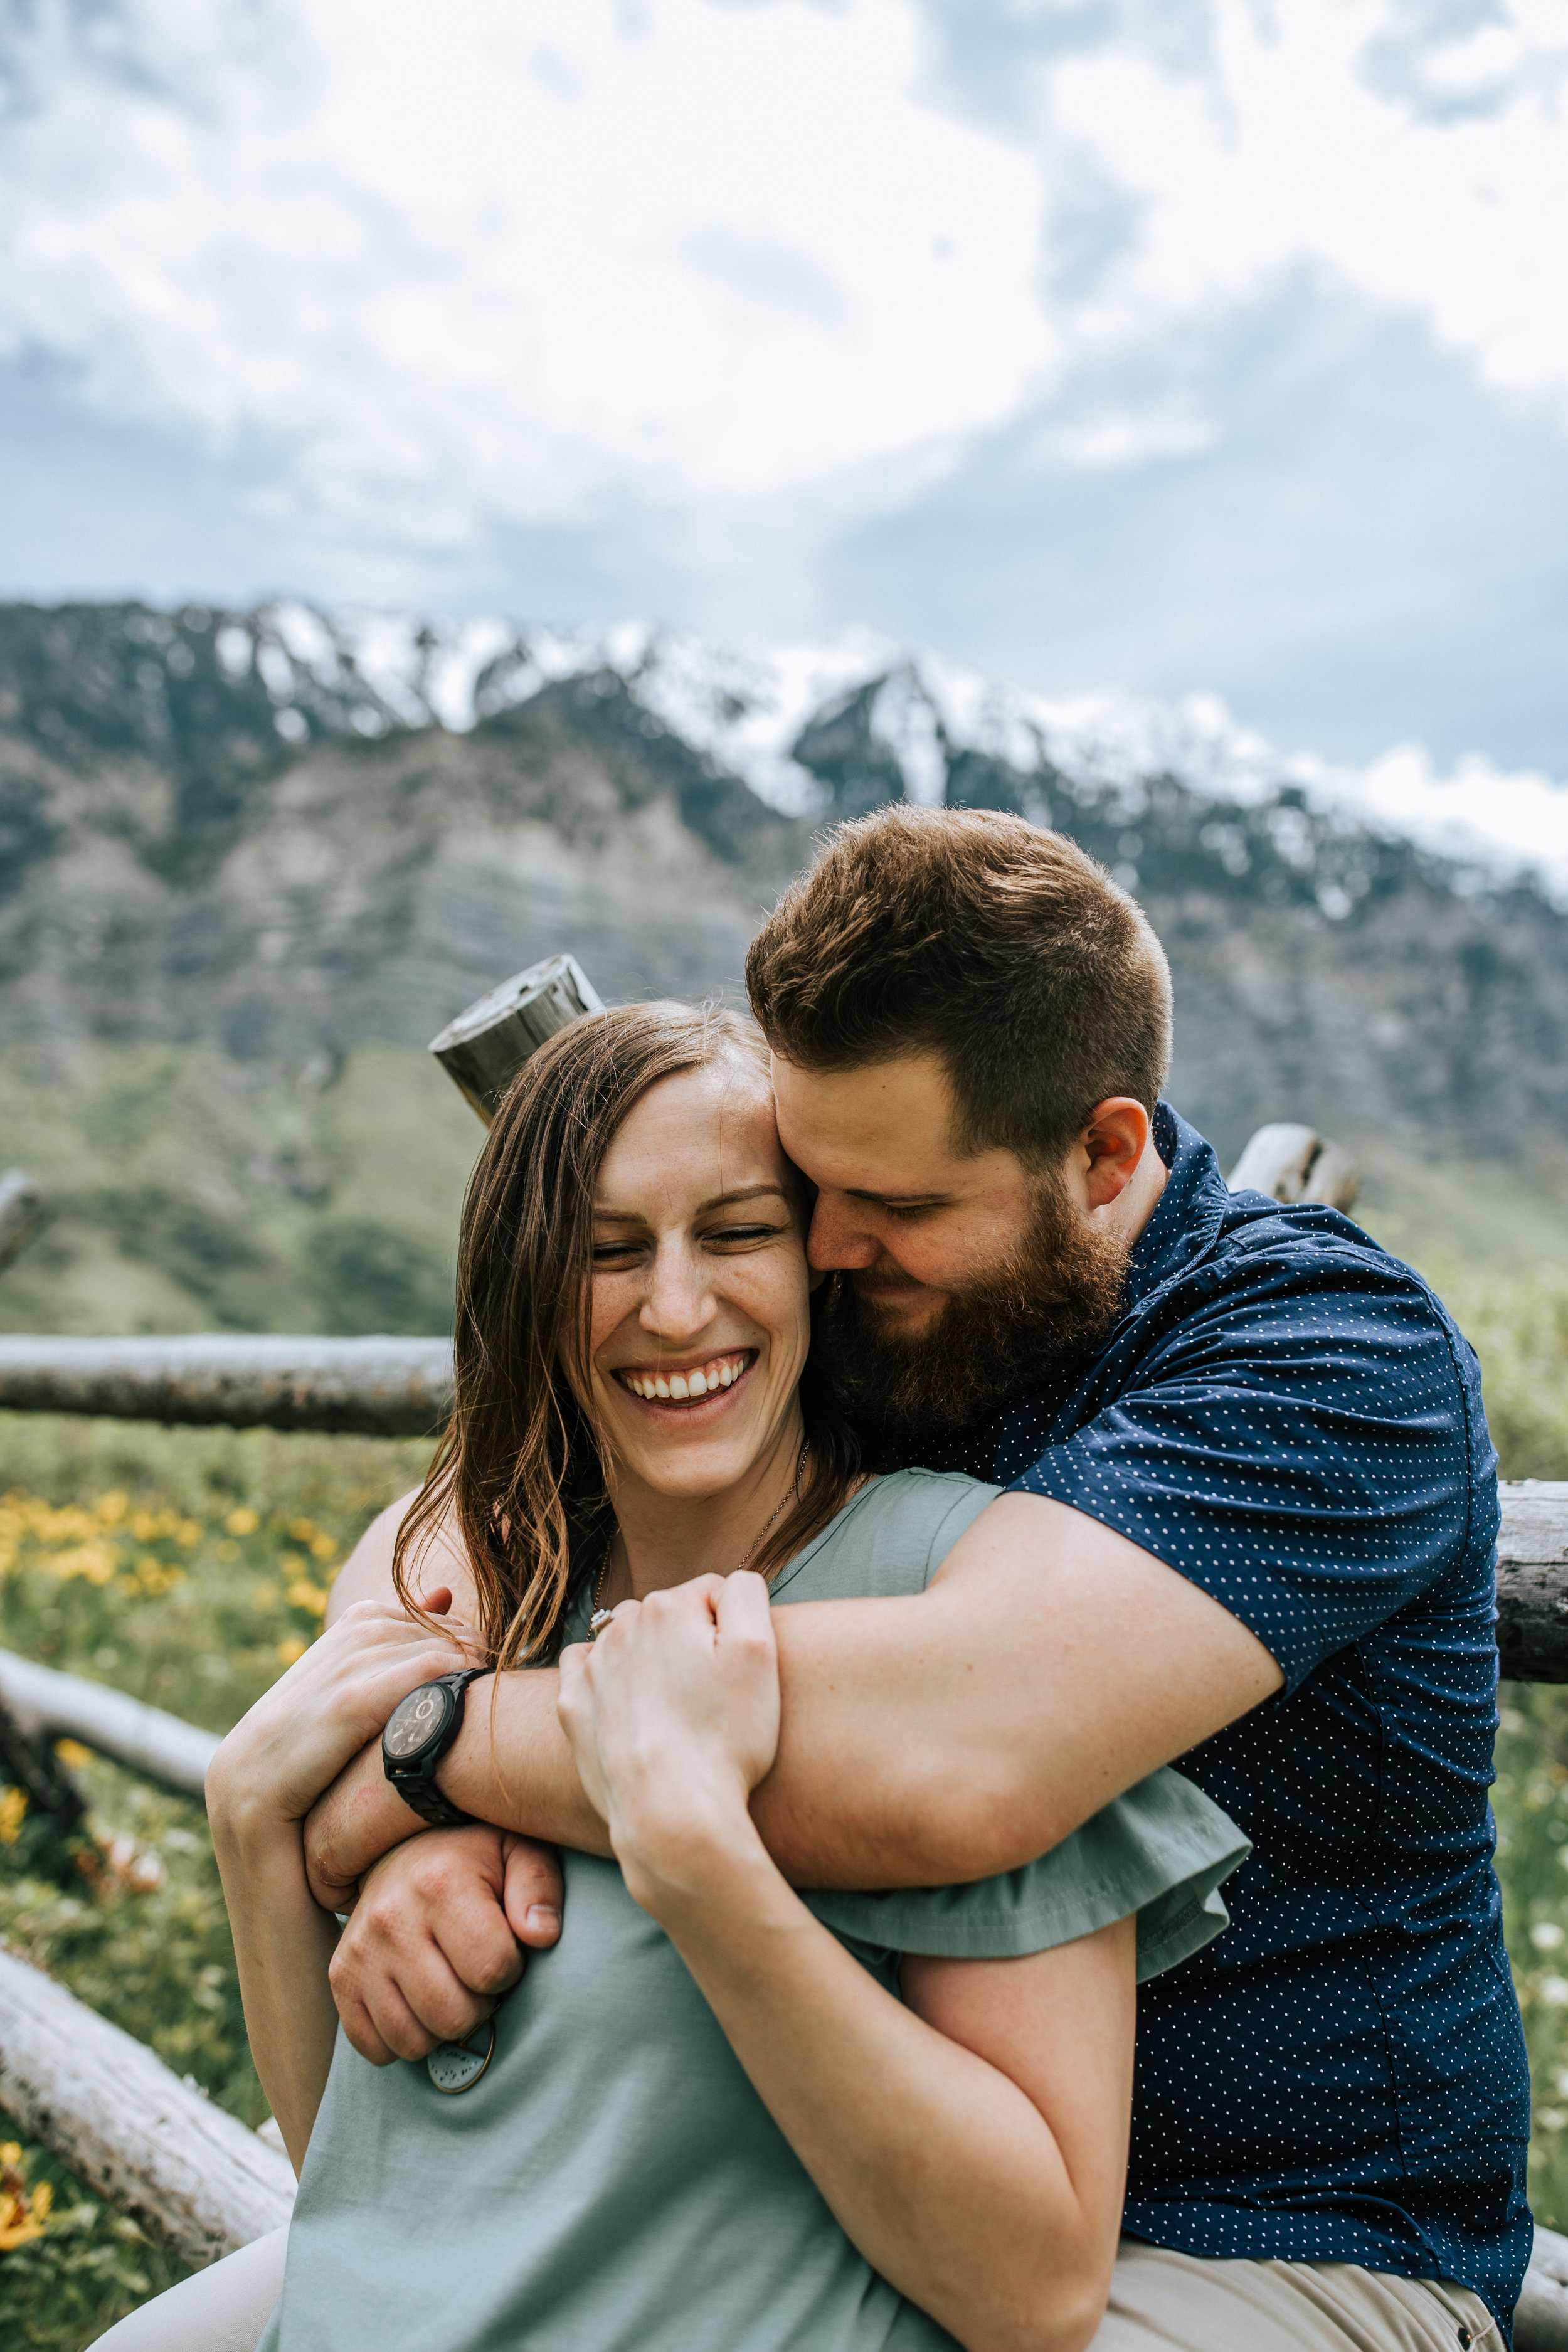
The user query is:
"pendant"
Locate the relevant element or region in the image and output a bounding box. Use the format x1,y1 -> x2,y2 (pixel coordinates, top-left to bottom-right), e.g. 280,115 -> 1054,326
426,2016 -> 495,2095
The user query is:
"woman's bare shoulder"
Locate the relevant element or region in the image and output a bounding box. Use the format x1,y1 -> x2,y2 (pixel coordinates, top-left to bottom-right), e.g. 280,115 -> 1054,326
324,1488 -> 477,1625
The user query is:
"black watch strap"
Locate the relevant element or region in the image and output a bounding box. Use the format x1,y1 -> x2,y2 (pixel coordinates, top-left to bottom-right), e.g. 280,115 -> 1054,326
383,1667 -> 491,1829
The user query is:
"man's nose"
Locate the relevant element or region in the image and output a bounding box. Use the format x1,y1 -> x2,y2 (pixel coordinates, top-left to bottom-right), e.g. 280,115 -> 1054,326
806,1192 -> 882,1273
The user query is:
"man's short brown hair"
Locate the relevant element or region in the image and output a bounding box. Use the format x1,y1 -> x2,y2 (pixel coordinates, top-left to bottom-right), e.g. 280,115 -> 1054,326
746,805 -> 1173,1166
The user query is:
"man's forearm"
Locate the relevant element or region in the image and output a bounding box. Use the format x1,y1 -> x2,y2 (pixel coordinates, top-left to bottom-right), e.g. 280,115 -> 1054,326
755,1495 -> 1279,1888
317,1495 -> 1279,1895
440,1668 -> 610,1855
428,1498 -> 1277,1891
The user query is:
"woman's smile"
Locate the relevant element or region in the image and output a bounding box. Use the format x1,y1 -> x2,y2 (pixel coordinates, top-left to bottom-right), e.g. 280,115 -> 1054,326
613,1349 -> 757,1407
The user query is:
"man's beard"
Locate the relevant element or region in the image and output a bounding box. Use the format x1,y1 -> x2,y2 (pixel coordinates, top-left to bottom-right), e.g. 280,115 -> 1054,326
812,1178 -> 1131,1444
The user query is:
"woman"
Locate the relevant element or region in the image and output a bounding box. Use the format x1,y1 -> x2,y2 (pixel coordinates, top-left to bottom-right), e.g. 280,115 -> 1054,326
113,1002 -> 1246,2352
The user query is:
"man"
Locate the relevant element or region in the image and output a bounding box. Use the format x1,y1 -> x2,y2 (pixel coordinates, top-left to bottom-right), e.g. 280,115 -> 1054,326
310,806 -> 1526,2349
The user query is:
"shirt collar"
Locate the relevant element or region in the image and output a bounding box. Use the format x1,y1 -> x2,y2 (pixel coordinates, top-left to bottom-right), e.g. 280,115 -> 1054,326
1120,1100 -> 1229,1310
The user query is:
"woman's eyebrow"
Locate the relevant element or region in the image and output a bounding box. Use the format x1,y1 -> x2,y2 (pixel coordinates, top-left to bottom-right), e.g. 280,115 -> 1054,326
694,1182 -> 791,1214
591,1184 -> 789,1223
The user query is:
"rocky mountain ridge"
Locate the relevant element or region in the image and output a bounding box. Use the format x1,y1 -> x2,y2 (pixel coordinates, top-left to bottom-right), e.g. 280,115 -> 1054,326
3,598 -> 1565,1165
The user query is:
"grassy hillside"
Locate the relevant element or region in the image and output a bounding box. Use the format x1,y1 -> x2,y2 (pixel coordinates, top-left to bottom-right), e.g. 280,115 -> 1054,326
0,1041 -> 481,1338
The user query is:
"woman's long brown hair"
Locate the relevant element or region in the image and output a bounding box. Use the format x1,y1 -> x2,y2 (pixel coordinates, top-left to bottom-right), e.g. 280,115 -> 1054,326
393,1000 -> 862,1670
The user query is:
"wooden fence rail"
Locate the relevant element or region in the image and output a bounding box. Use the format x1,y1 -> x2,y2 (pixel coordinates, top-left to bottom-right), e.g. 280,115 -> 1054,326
0,1648 -> 218,1797
0,1333 -> 453,1438
0,1946 -> 295,2268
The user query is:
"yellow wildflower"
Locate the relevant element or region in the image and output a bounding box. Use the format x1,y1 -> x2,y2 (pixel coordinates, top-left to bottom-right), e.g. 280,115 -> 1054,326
277,1635 -> 309,1666
55,1740 -> 94,1771
132,1557 -> 184,1596
226,1507 -> 260,1537
38,1504 -> 100,1544
29,2180 -> 51,2222
0,1786 -> 27,1846
287,1580 -> 328,1619
309,1531 -> 339,1564
49,1540 -> 120,1586
93,1490 -> 129,1526
176,1519 -> 203,1548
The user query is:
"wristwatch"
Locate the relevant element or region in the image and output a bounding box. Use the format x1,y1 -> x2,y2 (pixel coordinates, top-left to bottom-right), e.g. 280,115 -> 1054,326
382,1668 -> 491,1828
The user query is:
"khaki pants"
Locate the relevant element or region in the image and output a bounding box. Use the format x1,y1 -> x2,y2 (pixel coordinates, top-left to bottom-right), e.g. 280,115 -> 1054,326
95,2227 -> 1500,2351
1094,2240 -> 1500,2350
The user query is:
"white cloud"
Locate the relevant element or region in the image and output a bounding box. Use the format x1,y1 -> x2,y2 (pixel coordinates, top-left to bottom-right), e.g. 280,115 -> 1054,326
0,0 -> 1047,541
1039,1 -> 1568,421
1,0 -> 1565,638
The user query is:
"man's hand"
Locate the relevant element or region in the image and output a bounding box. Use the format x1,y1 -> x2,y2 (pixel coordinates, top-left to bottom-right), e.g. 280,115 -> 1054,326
329,1826 -> 564,2063
304,1735 -> 429,1914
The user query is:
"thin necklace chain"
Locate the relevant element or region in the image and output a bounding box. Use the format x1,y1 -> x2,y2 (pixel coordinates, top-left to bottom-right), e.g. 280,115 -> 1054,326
591,1438 -> 810,1624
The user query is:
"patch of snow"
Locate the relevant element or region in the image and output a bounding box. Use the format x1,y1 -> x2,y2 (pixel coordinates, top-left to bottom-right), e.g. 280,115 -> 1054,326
421,618 -> 515,731
215,623 -> 252,679
255,640 -> 294,701
1294,743 -> 1568,907
334,610 -> 430,728
268,601 -> 339,679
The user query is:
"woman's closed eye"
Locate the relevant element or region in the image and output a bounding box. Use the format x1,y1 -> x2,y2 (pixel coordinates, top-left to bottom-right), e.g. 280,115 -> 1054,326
591,1238 -> 645,1264
591,1221 -> 788,1263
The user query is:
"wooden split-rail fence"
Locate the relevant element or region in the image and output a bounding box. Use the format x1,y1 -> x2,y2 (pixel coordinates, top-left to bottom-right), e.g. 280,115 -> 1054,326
2,968 -> 1566,2336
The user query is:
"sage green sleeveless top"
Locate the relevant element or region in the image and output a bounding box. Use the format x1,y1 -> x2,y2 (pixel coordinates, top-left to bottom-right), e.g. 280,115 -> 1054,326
261,1470 -> 1248,2352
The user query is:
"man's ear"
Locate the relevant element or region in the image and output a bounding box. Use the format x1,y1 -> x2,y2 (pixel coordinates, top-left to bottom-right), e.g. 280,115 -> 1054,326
1080,1099 -> 1152,1210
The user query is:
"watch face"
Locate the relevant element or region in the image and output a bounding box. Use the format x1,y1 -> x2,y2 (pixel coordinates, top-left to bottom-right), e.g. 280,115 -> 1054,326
426,2020 -> 495,2094
384,1681 -> 452,1764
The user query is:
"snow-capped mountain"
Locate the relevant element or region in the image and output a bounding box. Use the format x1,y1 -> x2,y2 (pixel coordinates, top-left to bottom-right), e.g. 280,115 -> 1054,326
217,600 -> 1568,908
2,596 -> 1565,1160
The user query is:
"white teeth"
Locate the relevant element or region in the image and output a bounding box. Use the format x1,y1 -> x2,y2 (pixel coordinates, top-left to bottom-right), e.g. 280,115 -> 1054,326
620,1353 -> 750,1401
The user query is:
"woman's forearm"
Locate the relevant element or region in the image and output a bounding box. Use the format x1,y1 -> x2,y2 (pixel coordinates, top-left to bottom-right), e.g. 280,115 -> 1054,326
632,1819 -> 1118,2352
211,1815 -> 341,2175
304,1668 -> 610,1909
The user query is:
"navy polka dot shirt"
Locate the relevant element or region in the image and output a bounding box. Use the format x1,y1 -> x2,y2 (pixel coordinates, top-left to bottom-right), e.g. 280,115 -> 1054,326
938,1104 -> 1530,2331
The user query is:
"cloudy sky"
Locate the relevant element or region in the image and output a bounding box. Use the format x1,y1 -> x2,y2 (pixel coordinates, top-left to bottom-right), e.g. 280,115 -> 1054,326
3,0 -> 1565,782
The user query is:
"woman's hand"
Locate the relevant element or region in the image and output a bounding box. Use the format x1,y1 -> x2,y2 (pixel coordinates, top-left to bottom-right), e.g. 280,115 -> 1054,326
557,1571 -> 779,1907
206,1591 -> 479,1851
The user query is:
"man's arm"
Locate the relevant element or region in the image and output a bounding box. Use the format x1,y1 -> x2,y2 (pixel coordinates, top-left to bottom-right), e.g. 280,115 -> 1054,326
306,1489 -> 1278,1902
757,1493 -> 1279,1885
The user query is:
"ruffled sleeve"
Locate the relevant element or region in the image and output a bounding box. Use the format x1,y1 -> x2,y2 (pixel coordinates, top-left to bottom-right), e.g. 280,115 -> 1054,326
804,1765 -> 1249,1983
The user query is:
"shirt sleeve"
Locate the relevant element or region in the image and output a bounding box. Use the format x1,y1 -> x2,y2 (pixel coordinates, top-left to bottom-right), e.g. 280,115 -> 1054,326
1007,1237 -> 1498,1693
805,1766 -> 1250,1981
